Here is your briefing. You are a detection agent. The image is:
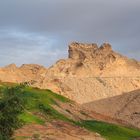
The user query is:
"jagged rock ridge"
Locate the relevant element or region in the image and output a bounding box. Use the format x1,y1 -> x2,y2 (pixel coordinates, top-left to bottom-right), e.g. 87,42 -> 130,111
47,42 -> 140,77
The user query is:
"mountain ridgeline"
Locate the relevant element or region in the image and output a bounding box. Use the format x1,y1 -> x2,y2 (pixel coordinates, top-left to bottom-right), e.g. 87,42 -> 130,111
0,42 -> 140,130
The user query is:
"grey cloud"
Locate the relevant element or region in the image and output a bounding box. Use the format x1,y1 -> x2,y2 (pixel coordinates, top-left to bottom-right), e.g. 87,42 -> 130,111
0,0 -> 140,66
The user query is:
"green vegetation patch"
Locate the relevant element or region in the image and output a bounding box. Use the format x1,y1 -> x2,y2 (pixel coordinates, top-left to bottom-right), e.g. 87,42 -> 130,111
77,120 -> 140,140
0,85 -> 25,139
19,87 -> 72,122
19,112 -> 45,125
23,87 -> 70,107
1,83 -> 140,140
15,136 -> 31,140
38,103 -> 73,122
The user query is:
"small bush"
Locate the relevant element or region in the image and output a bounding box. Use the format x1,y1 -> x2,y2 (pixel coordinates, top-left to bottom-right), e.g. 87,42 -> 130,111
32,133 -> 40,139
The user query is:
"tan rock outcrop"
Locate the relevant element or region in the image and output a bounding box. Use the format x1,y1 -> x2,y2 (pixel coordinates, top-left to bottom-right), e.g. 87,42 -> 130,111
46,42 -> 140,78
0,64 -> 47,83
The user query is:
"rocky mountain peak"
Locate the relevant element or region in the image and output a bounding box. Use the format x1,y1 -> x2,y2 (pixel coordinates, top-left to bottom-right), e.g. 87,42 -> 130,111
99,43 -> 112,51
4,63 -> 17,71
68,42 -> 114,62
68,42 -> 98,60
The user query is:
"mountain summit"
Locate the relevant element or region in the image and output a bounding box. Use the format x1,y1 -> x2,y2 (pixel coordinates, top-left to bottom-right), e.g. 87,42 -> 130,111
69,42 -> 112,60
47,42 -> 140,77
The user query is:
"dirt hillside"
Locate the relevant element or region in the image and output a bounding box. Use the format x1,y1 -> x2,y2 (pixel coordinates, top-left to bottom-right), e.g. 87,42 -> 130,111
83,89 -> 140,128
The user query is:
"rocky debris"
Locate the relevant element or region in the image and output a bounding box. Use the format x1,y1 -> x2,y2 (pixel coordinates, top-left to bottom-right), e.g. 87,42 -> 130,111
37,76 -> 140,106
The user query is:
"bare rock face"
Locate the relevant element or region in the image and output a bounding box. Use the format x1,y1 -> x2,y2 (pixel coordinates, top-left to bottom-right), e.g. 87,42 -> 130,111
68,42 -> 114,64
68,42 -> 113,61
68,42 -> 98,60
47,42 -> 140,77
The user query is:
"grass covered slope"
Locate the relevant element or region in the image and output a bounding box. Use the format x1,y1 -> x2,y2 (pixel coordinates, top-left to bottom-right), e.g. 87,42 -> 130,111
0,83 -> 140,140
18,86 -> 72,124
78,120 -> 140,140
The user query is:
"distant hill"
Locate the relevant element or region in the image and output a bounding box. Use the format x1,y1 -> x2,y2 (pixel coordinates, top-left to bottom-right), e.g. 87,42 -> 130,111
83,89 -> 140,129
0,64 -> 47,83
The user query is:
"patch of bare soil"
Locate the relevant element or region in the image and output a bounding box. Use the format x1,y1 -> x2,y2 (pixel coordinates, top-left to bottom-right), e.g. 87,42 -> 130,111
14,121 -> 104,140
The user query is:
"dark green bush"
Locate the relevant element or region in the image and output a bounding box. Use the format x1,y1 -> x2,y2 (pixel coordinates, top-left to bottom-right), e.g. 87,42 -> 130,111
0,86 -> 25,139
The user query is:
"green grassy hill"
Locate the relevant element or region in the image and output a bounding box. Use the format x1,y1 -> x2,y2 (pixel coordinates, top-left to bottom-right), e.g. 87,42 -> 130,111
0,83 -> 140,140
77,120 -> 140,140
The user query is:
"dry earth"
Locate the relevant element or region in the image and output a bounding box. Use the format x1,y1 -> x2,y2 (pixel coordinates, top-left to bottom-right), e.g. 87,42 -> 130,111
15,121 -> 104,140
83,89 -> 140,128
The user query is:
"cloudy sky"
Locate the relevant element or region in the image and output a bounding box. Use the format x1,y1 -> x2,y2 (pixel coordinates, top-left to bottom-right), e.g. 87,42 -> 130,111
0,0 -> 140,67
